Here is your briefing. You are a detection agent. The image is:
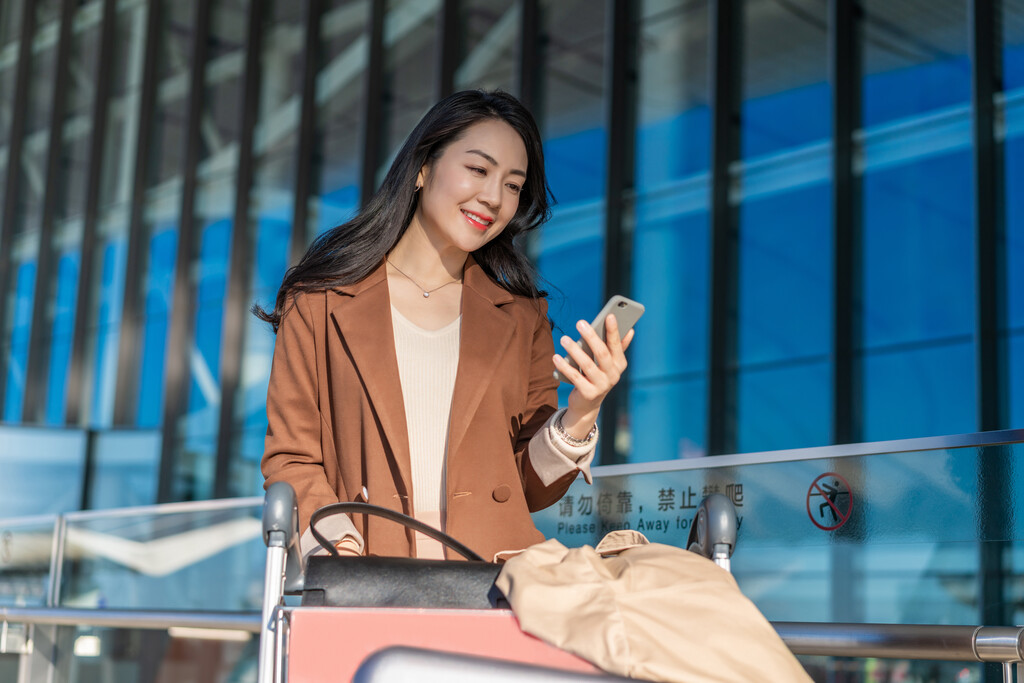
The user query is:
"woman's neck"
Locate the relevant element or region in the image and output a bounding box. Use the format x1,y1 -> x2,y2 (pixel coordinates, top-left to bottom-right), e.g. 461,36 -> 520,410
388,225 -> 468,283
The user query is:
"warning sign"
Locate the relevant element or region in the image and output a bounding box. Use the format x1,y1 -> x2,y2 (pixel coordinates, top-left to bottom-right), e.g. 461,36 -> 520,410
807,472 -> 853,531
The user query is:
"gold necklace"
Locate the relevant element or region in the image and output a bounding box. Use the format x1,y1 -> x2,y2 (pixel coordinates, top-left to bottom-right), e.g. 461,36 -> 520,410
386,258 -> 462,298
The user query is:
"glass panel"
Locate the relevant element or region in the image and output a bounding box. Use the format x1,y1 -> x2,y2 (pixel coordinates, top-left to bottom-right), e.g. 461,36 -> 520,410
169,0 -> 248,501
60,502 -> 264,611
737,361 -> 831,452
534,0 -> 607,427
859,0 -> 975,441
79,0 -> 149,428
307,0 -> 370,239
863,342 -> 975,439
1005,1 -> 1024,429
29,1 -> 104,425
88,430 -> 161,509
0,426 -> 87,517
132,0 -> 196,428
453,0 -> 519,92
377,0 -> 440,184
0,9 -> 61,422
734,0 -> 831,453
228,0 -> 304,498
629,0 -> 711,461
534,438 -> 1023,638
0,516 -> 56,607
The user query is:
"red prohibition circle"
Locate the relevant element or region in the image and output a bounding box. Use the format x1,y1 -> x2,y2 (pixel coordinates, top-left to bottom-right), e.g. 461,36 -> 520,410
806,472 -> 853,531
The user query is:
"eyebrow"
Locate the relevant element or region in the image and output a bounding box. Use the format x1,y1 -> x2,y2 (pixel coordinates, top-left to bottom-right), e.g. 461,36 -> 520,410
466,149 -> 527,178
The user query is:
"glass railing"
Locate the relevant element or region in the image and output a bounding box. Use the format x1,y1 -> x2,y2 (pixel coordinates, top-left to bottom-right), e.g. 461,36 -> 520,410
534,430 -> 1024,629
0,514 -> 58,608
2,430 -> 1023,682
56,498 -> 264,612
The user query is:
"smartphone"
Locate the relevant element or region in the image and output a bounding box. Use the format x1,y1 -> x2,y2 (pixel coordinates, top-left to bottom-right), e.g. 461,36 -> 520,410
553,295 -> 645,384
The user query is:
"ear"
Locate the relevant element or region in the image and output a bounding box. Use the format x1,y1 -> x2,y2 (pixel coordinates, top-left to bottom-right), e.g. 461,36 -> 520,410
416,164 -> 429,189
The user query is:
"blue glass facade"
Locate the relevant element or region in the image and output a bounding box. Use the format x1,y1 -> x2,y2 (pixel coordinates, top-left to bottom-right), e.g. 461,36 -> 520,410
0,0 -> 1020,514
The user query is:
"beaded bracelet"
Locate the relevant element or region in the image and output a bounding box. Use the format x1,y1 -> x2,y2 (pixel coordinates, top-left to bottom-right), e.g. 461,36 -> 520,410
555,411 -> 597,447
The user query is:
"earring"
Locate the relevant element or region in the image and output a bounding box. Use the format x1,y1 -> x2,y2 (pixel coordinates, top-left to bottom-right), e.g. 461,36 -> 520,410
414,184 -> 421,192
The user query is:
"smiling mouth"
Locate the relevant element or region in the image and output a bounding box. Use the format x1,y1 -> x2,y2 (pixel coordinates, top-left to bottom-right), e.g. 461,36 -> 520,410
461,209 -> 494,230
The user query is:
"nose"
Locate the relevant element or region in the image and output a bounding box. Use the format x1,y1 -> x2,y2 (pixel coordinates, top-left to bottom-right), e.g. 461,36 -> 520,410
478,176 -> 501,212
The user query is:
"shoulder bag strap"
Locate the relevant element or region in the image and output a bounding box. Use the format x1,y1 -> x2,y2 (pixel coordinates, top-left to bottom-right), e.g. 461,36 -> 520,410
309,502 -> 485,562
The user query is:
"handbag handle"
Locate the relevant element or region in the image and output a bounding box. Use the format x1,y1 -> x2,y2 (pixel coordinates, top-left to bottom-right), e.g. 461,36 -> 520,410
309,502 -> 486,562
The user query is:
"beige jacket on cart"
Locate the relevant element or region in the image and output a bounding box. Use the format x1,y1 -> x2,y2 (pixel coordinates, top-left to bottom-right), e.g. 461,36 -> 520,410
496,531 -> 812,683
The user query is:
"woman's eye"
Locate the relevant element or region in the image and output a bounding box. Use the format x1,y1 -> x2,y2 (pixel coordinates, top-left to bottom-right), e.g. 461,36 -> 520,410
468,166 -> 486,175
506,183 -> 522,194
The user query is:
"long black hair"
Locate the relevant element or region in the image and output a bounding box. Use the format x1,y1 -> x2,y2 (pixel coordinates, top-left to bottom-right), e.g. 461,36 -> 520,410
255,90 -> 553,331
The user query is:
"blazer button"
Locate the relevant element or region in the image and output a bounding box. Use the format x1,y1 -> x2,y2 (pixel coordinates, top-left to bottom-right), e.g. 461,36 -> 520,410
492,485 -> 512,503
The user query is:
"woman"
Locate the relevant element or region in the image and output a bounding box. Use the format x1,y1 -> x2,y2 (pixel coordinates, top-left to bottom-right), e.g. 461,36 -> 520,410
260,90 -> 633,562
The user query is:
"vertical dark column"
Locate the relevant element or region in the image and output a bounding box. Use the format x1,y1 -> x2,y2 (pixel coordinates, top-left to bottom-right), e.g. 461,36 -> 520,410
971,6 -> 1010,682
156,0 -> 212,503
830,0 -> 863,445
289,0 -> 322,266
112,0 -> 163,425
213,0 -> 266,499
65,0 -> 118,425
516,0 -> 541,112
0,0 -> 36,415
597,0 -> 638,466
971,0 -> 1005,434
706,0 -> 741,456
22,0 -> 76,422
437,0 -> 459,98
517,0 -> 543,262
359,0 -> 386,208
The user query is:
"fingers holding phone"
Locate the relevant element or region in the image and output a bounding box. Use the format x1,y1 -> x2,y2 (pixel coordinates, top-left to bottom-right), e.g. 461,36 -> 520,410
552,296 -> 643,411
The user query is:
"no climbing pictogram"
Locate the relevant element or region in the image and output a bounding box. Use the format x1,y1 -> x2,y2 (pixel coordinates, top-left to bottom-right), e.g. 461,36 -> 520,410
806,472 -> 853,531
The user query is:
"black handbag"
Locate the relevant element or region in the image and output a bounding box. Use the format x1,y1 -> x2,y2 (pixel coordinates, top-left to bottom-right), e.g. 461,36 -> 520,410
302,502 -> 505,609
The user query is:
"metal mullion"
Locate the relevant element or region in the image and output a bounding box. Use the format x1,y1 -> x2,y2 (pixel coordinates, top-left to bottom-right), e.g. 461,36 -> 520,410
213,0 -> 265,499
517,0 -> 542,262
65,0 -> 117,426
598,0 -> 638,466
437,0 -> 459,98
830,0 -> 863,445
22,0 -> 76,422
360,0 -> 385,208
112,0 -> 162,425
0,0 -> 37,417
706,0 -> 741,456
971,0 -> 1005,433
971,3 -> 1010,674
289,0 -> 322,266
156,0 -> 212,503
516,0 -> 540,111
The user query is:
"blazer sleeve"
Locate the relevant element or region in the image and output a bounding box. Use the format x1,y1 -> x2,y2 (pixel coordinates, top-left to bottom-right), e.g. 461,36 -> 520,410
515,298 -> 589,511
261,292 -> 363,554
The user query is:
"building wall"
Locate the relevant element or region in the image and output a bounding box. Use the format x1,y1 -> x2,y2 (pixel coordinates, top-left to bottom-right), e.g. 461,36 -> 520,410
0,0 -> 1022,510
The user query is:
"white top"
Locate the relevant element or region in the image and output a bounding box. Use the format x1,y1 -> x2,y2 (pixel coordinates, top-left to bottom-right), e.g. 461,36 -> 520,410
391,306 -> 461,559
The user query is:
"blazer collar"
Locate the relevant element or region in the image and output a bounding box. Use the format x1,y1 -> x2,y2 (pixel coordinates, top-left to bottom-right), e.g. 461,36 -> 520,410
328,254 -> 518,503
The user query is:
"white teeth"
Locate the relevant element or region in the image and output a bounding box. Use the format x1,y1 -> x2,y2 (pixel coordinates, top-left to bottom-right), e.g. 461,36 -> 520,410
462,210 -> 492,226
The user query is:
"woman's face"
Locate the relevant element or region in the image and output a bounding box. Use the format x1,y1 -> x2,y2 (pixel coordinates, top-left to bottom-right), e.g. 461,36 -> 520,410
413,118 -> 528,254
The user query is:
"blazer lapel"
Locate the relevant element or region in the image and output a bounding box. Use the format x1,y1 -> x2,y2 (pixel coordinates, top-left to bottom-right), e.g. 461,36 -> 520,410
447,258 -> 516,461
328,262 -> 413,500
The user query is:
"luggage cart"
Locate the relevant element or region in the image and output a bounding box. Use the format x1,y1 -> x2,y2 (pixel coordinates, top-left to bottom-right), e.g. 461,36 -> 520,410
256,483 -> 736,683
257,483 -> 1024,682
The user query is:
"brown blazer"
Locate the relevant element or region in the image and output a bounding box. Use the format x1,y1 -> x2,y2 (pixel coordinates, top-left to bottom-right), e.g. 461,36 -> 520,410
261,256 -> 578,560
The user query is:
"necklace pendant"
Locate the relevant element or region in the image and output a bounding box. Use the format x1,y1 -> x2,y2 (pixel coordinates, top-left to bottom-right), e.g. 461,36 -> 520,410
423,291 -> 430,298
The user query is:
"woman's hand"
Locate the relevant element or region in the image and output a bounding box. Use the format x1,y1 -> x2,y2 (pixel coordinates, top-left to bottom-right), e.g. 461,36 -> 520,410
551,314 -> 635,440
